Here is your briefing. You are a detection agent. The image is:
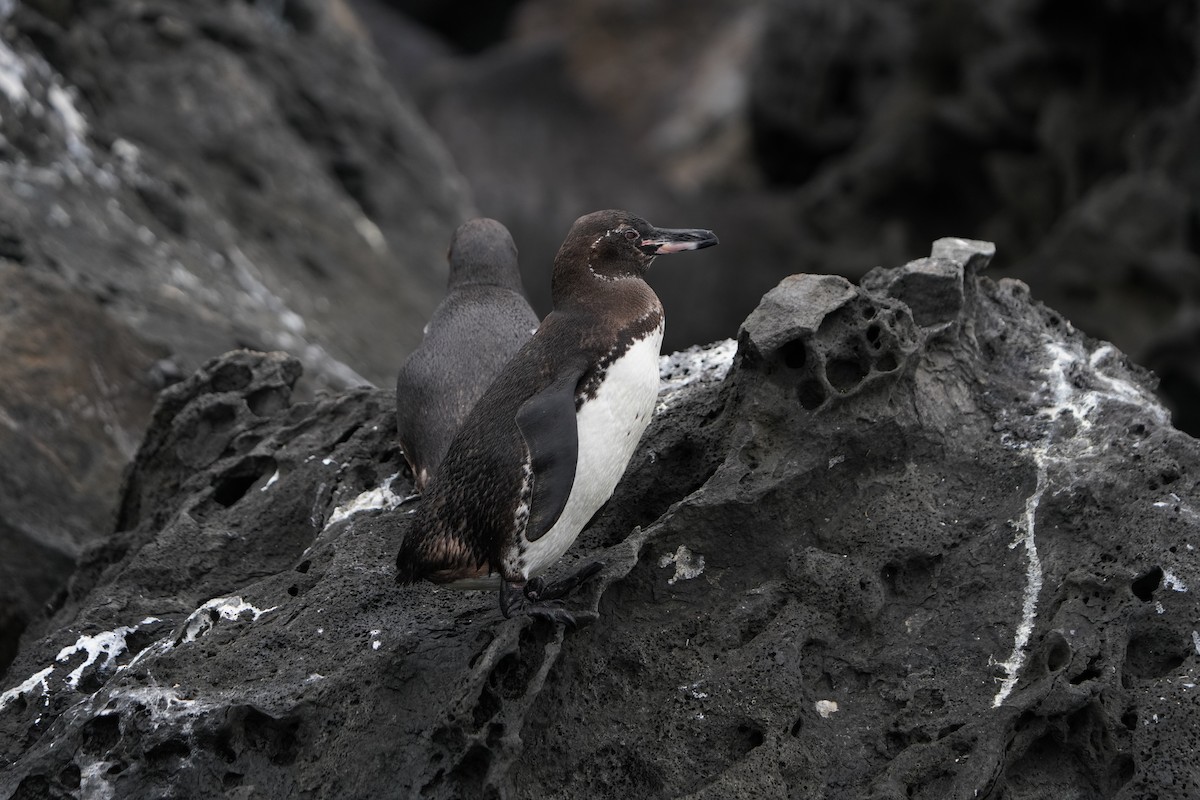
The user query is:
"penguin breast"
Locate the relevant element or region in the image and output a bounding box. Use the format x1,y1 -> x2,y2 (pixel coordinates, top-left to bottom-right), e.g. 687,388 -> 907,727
519,324 -> 665,577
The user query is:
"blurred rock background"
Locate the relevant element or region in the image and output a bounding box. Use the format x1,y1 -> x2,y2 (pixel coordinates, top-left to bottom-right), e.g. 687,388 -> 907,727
0,0 -> 1197,675
354,0 -> 1200,433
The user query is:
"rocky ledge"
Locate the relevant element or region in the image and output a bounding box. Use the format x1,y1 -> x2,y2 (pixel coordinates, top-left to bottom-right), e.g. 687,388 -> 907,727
1,240 -> 1198,799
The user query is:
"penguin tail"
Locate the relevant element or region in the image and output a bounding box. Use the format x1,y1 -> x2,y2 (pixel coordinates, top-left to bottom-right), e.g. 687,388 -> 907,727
395,530 -> 425,585
395,544 -> 424,586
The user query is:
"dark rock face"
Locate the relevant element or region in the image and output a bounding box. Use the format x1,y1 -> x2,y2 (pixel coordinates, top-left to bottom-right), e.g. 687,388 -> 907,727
0,0 -> 472,673
3,241 -> 1197,798
2,0 -> 470,386
357,0 -> 1200,433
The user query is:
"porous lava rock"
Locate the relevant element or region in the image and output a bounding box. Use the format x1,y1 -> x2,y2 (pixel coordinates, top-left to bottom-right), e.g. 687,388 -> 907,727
0,0 -> 472,673
2,239 -> 1197,798
357,0 -> 1200,431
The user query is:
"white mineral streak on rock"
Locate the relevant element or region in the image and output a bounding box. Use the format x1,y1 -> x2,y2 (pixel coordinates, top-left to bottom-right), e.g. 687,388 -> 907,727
181,596 -> 278,644
992,337 -> 1170,708
0,667 -> 54,713
656,339 -> 736,413
56,626 -> 140,690
1162,571 -> 1188,592
1,617 -> 164,710
659,545 -> 706,585
991,458 -> 1047,708
326,472 -> 404,528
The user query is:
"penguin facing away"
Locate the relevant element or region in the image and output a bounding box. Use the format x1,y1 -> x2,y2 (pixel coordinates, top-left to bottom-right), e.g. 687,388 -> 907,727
395,218 -> 539,492
396,209 -> 718,623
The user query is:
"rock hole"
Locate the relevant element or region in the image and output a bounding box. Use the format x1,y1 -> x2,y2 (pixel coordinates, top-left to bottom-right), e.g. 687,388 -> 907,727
489,626 -> 545,700
420,768 -> 446,797
1125,625 -> 1189,678
81,713 -> 121,755
240,707 -> 301,766
1131,566 -> 1163,601
295,560 -> 311,573
447,743 -> 492,792
876,352 -> 899,372
146,739 -> 191,762
1045,633 -> 1071,672
798,380 -> 826,410
861,306 -> 877,319
212,456 -> 277,508
223,772 -> 244,788
740,724 -> 764,748
287,585 -> 298,597
1121,711 -> 1138,730
1069,663 -> 1102,685
199,402 -> 239,435
827,357 -> 869,393
789,717 -> 803,737
779,339 -> 808,369
58,763 -> 81,790
247,386 -> 290,417
865,324 -> 882,348
211,362 -> 253,393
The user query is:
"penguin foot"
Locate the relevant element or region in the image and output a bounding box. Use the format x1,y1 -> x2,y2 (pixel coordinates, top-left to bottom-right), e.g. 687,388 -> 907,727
525,561 -> 604,602
499,566 -> 603,627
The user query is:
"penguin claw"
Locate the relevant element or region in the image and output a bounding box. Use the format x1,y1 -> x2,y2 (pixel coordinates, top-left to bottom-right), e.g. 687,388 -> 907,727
500,565 -> 604,626
526,561 -> 605,602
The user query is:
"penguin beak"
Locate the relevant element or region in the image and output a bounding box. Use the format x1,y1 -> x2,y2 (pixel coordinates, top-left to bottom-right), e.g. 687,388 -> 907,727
640,227 -> 719,255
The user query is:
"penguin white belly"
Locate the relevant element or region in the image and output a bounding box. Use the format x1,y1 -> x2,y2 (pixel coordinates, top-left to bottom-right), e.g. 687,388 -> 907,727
521,325 -> 664,577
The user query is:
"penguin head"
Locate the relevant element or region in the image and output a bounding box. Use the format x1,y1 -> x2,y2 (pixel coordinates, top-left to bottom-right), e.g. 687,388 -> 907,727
556,209 -> 719,285
446,218 -> 523,291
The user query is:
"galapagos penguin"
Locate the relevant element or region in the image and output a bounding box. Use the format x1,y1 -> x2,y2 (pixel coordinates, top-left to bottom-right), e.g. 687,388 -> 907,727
395,218 -> 539,492
396,209 -> 718,623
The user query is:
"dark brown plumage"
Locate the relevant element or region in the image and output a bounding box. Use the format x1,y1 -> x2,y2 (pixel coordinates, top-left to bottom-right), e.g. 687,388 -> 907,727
396,210 -> 718,623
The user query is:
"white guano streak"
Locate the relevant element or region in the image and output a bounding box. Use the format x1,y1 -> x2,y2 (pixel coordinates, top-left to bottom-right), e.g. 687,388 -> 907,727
991,337 -> 1168,708
991,458 -> 1047,708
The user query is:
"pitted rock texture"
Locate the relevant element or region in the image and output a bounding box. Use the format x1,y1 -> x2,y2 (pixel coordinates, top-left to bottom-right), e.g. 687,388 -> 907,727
2,241 -> 1198,799
737,272 -> 921,412
358,0 -> 1200,431
0,0 -> 472,674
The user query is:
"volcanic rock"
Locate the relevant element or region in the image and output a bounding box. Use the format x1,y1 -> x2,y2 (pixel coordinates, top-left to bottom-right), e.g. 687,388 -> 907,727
2,239 -> 1197,799
0,0 -> 472,673
357,0 -> 1200,431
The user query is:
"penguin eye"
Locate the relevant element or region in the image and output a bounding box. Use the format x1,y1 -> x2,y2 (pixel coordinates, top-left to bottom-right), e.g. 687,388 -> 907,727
623,230 -> 639,241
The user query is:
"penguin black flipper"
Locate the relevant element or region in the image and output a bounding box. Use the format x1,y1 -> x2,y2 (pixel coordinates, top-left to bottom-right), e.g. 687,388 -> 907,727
515,359 -> 587,542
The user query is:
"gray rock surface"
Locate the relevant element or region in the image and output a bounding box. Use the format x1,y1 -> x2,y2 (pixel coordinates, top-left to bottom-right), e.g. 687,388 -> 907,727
357,0 -> 1200,431
2,240 -> 1197,799
0,0 -> 473,673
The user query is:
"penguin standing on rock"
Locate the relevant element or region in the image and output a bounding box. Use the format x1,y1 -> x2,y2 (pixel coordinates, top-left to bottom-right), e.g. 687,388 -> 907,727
395,218 -> 539,492
396,209 -> 718,624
